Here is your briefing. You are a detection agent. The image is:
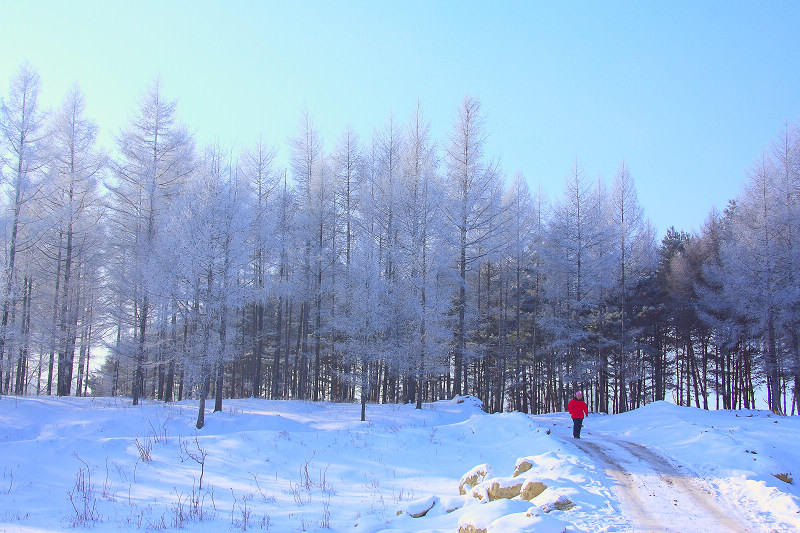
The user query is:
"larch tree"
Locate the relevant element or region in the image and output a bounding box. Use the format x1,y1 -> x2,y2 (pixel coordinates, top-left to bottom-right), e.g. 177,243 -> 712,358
372,115 -> 406,401
695,206 -> 756,410
770,124 -> 800,413
273,170 -> 297,400
609,162 -> 654,413
399,103 -> 450,409
45,84 -> 105,396
173,145 -> 250,429
330,125 -> 362,400
501,171 -> 538,412
0,63 -> 49,395
444,96 -> 503,397
241,137 -> 278,398
350,131 -> 400,419
289,110 -> 329,400
544,162 -> 601,408
332,126 -> 361,275
722,154 -> 785,413
107,78 -> 194,406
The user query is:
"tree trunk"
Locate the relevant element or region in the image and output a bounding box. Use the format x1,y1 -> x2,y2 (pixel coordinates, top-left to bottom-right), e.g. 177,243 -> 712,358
196,370 -> 210,429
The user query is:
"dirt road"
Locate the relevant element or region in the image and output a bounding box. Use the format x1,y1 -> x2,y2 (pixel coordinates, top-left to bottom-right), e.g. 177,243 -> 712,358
570,433 -> 755,532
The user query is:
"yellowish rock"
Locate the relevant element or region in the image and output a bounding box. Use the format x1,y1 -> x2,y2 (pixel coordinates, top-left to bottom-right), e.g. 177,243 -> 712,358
520,480 -> 547,501
513,459 -> 533,477
458,526 -> 487,533
459,464 -> 493,495
486,480 -> 523,501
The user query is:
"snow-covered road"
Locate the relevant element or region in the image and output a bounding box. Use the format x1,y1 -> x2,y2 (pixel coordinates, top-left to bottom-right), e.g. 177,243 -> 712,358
575,435 -> 752,532
544,418 -> 760,533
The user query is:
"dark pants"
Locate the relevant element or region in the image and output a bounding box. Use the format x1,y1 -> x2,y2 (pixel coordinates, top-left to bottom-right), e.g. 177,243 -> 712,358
572,417 -> 583,438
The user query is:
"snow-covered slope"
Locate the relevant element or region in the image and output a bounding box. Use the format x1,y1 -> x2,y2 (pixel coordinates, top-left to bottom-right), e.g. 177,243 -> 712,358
0,396 -> 797,532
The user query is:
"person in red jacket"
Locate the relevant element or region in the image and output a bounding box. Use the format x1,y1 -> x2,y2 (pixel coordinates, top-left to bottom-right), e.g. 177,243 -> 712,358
568,391 -> 589,438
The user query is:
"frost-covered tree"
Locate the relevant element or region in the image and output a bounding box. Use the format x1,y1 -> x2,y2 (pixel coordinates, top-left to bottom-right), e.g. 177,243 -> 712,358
690,123 -> 800,414
444,97 -> 503,396
329,125 -> 362,400
106,79 -> 194,405
543,162 -> 612,408
241,137 -> 278,398
669,220 -> 719,409
170,145 -> 249,428
372,116 -> 406,400
0,63 -> 49,394
332,125 -> 362,271
290,110 -> 333,400
501,172 -> 539,411
398,103 -> 450,409
271,170 -> 297,400
609,162 -> 655,412
331,133 -> 386,420
770,124 -> 800,412
718,155 -> 787,413
44,84 -> 105,396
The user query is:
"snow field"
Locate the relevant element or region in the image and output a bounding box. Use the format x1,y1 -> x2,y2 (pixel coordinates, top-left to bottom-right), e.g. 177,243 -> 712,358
0,396 -> 799,532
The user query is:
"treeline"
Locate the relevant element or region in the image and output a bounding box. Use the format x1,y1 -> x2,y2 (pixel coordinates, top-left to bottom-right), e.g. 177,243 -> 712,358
1,63 -> 798,422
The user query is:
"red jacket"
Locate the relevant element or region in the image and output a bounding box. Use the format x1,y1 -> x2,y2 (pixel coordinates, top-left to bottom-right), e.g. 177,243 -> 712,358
568,398 -> 588,419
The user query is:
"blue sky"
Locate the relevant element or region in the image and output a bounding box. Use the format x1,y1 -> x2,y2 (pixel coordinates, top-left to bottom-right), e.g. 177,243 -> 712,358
3,1 -> 800,237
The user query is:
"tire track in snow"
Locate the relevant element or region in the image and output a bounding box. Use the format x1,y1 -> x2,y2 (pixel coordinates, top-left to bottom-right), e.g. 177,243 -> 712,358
575,438 -> 669,532
571,435 -> 754,533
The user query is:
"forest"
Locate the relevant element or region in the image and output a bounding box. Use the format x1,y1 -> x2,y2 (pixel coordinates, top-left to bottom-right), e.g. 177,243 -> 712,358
1,63 -> 798,425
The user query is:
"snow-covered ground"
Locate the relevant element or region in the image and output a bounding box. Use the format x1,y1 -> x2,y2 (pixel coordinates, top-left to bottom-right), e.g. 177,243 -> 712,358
0,395 -> 798,532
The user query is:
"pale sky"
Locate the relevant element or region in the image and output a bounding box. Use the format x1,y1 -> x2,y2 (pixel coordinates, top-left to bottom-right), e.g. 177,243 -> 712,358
3,0 -> 800,238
